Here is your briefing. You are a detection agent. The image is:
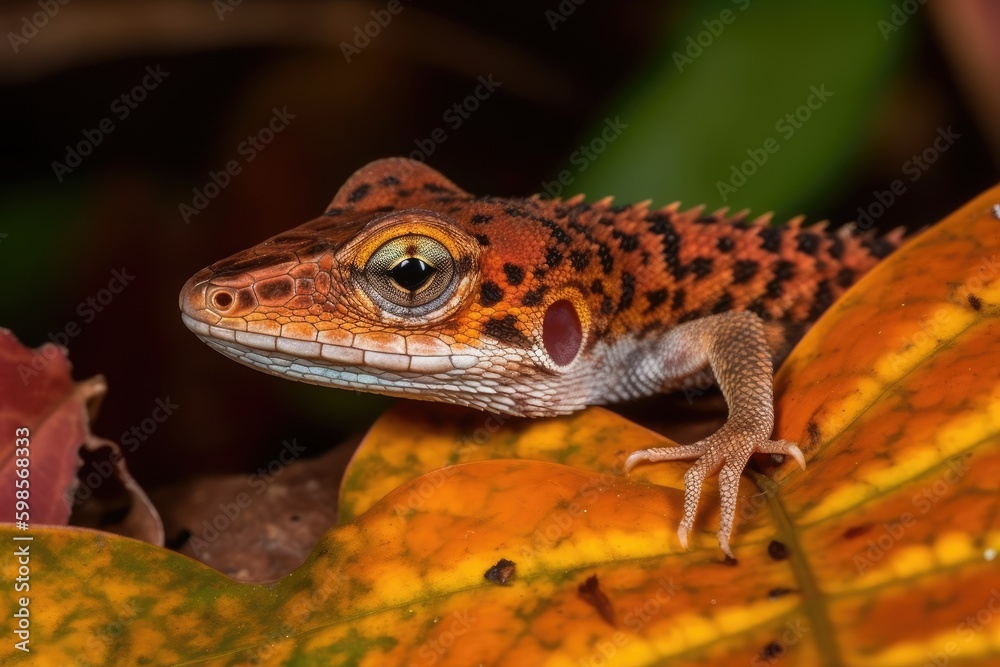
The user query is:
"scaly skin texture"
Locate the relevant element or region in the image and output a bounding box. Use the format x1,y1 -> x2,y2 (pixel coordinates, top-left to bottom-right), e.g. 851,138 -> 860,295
179,158 -> 902,556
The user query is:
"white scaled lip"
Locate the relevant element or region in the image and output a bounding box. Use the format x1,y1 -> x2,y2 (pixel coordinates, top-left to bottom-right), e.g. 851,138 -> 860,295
181,312 -> 211,336
184,312 -> 483,377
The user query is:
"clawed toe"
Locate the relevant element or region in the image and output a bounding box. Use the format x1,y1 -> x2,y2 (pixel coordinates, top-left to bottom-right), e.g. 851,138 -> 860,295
627,434 -> 805,557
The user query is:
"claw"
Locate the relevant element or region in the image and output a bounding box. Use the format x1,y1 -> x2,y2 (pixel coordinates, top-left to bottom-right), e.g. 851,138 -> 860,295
627,435 -> 805,557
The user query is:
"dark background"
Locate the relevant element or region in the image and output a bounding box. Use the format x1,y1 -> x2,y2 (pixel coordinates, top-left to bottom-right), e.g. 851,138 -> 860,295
1,1 -> 997,493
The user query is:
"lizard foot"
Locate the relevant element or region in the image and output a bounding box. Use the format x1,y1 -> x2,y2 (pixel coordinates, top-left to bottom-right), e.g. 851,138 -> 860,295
625,430 -> 805,558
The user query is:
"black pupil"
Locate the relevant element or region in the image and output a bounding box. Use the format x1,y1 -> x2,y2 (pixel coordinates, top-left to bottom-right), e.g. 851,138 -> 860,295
390,257 -> 435,291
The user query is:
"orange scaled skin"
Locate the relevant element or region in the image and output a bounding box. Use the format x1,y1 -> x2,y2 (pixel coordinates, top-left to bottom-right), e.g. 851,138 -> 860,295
179,158 -> 902,556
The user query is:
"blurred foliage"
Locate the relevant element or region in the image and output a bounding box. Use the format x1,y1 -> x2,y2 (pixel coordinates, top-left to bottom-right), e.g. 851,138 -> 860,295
574,1 -> 903,218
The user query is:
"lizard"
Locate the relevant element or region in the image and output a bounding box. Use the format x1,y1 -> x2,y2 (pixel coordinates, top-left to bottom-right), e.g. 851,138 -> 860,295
178,157 -> 903,557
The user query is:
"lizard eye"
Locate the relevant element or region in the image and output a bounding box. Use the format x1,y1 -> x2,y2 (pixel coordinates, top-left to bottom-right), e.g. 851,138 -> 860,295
389,257 -> 435,291
363,235 -> 456,311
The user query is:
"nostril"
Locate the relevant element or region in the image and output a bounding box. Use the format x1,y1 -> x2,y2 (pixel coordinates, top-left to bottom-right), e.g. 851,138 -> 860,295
211,289 -> 235,311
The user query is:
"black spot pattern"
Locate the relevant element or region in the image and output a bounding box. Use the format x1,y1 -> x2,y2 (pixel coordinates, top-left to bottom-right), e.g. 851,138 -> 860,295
647,212 -> 682,279
968,293 -> 983,311
348,184 -> 370,203
540,218 -> 573,246
671,288 -> 686,311
617,273 -> 635,313
732,260 -> 759,284
837,267 -> 855,288
480,281 -> 503,308
828,235 -> 844,259
690,257 -> 713,279
717,236 -> 734,252
601,296 -> 614,315
765,260 -> 796,299
521,286 -> 548,307
545,246 -> 563,269
597,243 -> 614,274
591,279 -> 604,295
470,214 -> 492,225
570,250 -> 590,270
484,315 -> 529,346
474,234 -> 491,246
645,289 -> 668,312
796,231 -> 820,255
503,263 -> 525,286
807,280 -> 833,321
381,175 -> 401,186
758,226 -> 782,253
612,229 -> 639,252
712,291 -> 734,314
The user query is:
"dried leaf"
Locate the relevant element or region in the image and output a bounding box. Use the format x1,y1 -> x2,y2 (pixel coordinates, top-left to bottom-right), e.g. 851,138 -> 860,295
0,329 -> 162,544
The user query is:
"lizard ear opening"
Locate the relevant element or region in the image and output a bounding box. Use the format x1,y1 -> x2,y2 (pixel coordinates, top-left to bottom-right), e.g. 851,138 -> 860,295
327,158 -> 468,211
542,299 -> 583,366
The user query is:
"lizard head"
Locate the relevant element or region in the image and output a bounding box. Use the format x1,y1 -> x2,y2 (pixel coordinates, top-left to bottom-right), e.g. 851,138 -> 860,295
179,158 -> 594,416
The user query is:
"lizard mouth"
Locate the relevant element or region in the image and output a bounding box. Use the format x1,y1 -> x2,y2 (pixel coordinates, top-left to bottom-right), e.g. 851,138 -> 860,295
178,271 -> 482,378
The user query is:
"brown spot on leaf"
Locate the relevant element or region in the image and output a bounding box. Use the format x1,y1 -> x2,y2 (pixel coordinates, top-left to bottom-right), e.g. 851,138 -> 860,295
577,575 -> 615,627
768,540 -> 788,560
768,587 -> 794,600
806,420 -> 821,445
842,524 -> 873,540
484,558 -> 516,585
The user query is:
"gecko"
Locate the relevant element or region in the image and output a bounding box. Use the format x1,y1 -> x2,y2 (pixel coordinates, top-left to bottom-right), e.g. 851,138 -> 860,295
178,157 -> 902,557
